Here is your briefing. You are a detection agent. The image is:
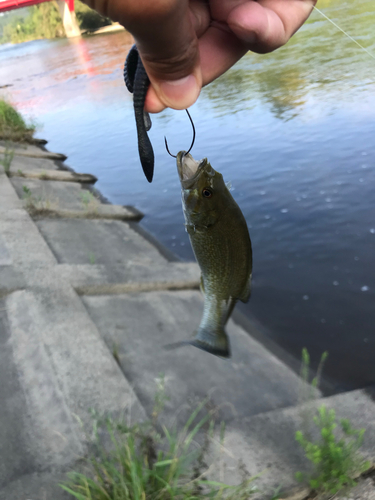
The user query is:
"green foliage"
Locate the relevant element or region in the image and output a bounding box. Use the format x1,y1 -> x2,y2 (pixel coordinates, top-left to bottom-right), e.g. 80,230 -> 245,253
22,185 -> 31,198
0,11 -> 25,39
0,0 -> 112,43
88,252 -> 96,265
75,0 -> 111,31
61,383 -> 256,500
80,190 -> 99,212
1,2 -> 64,43
0,99 -> 35,142
295,405 -> 370,494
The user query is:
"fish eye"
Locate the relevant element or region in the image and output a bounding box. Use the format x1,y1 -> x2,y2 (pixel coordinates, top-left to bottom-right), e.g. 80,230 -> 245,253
202,188 -> 213,198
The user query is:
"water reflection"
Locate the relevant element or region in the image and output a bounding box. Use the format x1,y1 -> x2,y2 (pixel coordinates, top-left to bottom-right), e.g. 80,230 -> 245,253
0,0 -> 374,390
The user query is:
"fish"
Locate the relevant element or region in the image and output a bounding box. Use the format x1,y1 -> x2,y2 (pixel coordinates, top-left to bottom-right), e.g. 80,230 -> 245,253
124,45 -> 154,183
173,151 -> 252,358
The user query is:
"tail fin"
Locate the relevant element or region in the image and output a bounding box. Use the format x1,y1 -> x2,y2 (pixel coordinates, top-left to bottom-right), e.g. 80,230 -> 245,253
164,327 -> 230,358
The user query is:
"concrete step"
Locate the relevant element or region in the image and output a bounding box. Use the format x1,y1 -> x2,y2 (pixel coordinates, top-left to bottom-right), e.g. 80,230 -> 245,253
81,290 -> 309,426
10,177 -> 143,220
6,154 -> 66,173
8,169 -> 97,184
0,144 -> 66,160
34,218 -> 167,270
10,177 -> 99,211
0,470 -> 69,500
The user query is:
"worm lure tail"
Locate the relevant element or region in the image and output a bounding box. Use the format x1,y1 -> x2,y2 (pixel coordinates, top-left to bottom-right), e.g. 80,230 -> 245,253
124,45 -> 154,183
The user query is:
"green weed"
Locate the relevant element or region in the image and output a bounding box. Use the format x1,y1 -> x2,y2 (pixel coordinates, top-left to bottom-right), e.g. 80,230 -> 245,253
299,348 -> 328,404
0,99 -> 36,142
295,349 -> 370,494
112,342 -> 120,365
0,144 -> 14,173
297,348 -> 328,446
21,184 -> 56,214
295,405 -> 370,494
61,384 -> 257,500
88,252 -> 96,265
22,185 -> 32,199
80,190 -> 99,212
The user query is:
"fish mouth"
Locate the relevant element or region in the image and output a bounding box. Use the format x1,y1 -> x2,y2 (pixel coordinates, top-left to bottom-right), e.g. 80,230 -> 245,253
177,151 -> 207,188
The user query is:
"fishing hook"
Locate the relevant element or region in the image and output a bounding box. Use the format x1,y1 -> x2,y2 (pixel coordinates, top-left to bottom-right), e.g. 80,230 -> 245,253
165,109 -> 196,158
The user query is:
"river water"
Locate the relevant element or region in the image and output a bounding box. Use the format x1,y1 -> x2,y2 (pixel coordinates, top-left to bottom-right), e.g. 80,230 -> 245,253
1,0 -> 374,391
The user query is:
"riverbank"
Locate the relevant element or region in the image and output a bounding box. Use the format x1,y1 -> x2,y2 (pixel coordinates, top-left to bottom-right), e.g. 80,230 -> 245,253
1,139 -> 375,499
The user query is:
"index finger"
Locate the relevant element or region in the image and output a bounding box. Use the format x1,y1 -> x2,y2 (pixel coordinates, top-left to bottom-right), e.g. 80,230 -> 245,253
227,0 -> 317,53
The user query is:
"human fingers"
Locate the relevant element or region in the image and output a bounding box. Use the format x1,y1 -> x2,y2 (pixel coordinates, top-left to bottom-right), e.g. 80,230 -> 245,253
146,22 -> 247,113
227,0 -> 316,53
198,22 -> 248,86
139,0 -> 211,113
144,26 -> 246,113
83,0 -> 204,110
129,0 -> 206,110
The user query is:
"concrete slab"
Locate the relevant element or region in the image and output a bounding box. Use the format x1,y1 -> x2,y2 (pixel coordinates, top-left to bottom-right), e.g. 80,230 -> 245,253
0,233 -> 12,266
10,177 -> 87,211
0,145 -> 66,160
82,290 -> 306,425
35,219 -> 168,274
0,266 -> 26,294
0,170 -> 23,209
0,141 -> 49,156
0,470 -> 70,500
6,288 -> 146,427
6,155 -> 60,173
0,295 -> 78,497
29,204 -> 143,221
9,169 -> 97,183
10,178 -> 142,219
52,261 -> 199,289
0,297 -> 36,489
0,208 -> 56,266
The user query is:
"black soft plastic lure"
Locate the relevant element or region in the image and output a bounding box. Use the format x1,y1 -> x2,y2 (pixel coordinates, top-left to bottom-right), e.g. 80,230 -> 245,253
124,45 -> 154,183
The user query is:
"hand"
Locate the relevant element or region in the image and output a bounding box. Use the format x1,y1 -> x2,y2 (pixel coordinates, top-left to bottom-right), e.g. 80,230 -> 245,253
83,0 -> 317,112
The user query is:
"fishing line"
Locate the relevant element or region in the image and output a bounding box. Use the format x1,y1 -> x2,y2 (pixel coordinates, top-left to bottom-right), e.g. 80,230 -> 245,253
313,6 -> 375,61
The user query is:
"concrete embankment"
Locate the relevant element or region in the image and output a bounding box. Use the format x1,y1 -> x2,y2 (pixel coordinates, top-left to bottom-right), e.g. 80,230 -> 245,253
0,140 -> 375,499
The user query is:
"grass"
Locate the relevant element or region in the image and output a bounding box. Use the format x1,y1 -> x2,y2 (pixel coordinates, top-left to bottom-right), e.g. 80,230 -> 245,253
112,342 -> 120,365
61,381 -> 257,500
88,252 -> 96,265
0,143 -> 14,173
295,349 -> 371,495
0,99 -> 36,142
80,190 -> 99,212
22,184 -> 57,214
295,406 -> 370,494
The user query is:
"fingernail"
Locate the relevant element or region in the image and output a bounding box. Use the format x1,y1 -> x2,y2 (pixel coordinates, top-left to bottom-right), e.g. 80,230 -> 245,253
158,75 -> 200,110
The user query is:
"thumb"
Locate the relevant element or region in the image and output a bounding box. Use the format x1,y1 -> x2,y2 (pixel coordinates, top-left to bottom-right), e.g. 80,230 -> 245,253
126,1 -> 202,110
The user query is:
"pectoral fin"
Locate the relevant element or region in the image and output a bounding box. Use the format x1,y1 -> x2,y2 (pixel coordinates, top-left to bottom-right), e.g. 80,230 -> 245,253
200,276 -> 205,296
239,273 -> 252,303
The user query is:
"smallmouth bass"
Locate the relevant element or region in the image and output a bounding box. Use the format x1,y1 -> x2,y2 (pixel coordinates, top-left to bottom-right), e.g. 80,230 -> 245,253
176,151 -> 252,358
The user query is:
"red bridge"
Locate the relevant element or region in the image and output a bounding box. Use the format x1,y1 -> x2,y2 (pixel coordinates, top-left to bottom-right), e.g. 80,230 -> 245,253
0,0 -> 80,37
0,0 -> 73,13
